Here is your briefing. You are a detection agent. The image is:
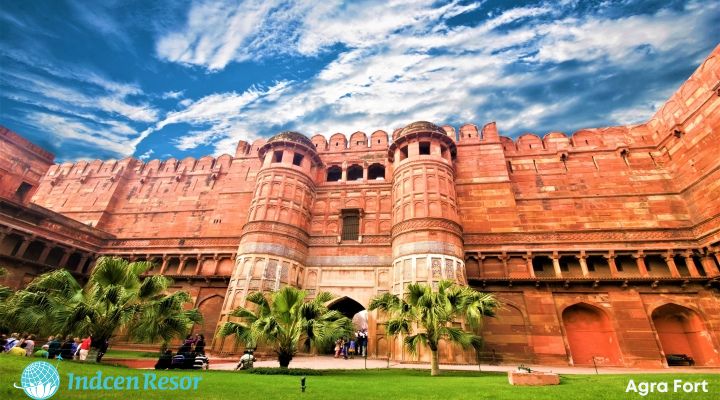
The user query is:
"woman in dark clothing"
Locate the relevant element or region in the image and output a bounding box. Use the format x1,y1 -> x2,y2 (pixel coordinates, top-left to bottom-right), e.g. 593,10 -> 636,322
194,334 -> 205,355
60,335 -> 75,359
47,336 -> 61,359
95,338 -> 109,362
155,349 -> 173,370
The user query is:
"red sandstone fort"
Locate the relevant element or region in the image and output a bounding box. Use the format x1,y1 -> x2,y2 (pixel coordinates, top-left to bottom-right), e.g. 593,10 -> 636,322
1,46 -> 719,368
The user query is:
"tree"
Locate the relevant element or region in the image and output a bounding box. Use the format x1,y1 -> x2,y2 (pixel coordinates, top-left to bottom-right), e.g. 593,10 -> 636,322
0,257 -> 201,360
219,286 -> 353,368
369,280 -> 498,376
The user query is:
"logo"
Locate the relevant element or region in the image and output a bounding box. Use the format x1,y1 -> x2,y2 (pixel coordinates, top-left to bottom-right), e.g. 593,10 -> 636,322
14,361 -> 60,400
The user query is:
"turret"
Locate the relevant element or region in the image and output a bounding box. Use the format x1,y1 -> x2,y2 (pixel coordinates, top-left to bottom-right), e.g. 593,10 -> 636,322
388,121 -> 465,294
215,131 -> 321,353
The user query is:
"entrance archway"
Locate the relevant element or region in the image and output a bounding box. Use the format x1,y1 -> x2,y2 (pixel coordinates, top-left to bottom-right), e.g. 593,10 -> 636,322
562,303 -> 622,366
652,304 -> 717,366
328,296 -> 367,329
325,296 -> 367,354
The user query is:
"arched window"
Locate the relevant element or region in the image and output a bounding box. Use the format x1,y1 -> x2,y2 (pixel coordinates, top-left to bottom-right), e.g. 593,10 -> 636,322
368,163 -> 385,180
347,164 -> 363,181
326,166 -> 342,182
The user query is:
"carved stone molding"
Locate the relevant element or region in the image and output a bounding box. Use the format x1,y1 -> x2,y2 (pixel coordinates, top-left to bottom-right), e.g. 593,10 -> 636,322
391,218 -> 463,238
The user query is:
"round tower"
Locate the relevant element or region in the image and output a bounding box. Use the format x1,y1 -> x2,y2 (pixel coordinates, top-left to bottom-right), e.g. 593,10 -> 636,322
388,121 -> 464,294
215,131 -> 321,352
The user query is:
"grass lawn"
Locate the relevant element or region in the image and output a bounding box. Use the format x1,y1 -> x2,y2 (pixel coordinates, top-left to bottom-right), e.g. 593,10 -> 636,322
1,355 -> 717,399
103,349 -> 159,359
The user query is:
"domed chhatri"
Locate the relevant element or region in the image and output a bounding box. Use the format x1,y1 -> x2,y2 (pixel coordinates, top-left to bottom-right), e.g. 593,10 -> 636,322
394,121 -> 446,140
266,131 -> 315,149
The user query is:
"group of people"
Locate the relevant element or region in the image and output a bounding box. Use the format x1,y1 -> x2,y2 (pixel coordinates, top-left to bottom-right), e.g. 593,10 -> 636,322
2,333 -> 94,360
334,329 -> 368,359
155,334 -> 208,370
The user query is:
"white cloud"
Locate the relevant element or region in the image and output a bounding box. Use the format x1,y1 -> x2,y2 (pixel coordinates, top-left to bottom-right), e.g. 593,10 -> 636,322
24,112 -> 135,157
156,0 -> 277,71
162,90 -> 184,99
152,0 -> 716,156
138,149 -> 155,160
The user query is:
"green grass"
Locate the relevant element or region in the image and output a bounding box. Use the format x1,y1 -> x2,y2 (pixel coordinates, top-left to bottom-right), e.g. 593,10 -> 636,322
1,355 -> 718,399
103,349 -> 159,359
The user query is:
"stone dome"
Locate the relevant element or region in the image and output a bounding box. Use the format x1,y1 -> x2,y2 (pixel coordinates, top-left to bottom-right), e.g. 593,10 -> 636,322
266,131 -> 315,149
394,121 -> 446,140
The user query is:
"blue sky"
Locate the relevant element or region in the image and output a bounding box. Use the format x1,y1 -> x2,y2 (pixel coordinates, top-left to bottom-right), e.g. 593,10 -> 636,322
0,0 -> 718,162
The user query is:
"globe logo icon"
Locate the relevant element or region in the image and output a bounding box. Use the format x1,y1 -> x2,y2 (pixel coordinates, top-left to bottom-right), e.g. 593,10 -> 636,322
13,361 -> 60,400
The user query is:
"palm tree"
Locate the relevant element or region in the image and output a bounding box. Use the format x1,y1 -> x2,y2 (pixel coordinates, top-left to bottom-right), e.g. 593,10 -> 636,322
218,286 -> 353,368
0,256 -> 201,360
369,280 -> 498,376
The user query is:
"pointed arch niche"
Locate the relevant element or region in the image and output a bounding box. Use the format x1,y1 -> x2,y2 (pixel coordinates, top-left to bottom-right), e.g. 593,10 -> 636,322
562,303 -> 622,366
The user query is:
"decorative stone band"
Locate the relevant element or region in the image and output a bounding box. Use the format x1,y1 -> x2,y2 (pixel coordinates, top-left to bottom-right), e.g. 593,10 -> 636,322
390,253 -> 466,293
237,242 -> 307,263
392,240 -> 463,259
241,221 -> 310,244
105,237 -> 239,248
465,229 -> 696,246
308,235 -> 390,246
391,217 -> 463,239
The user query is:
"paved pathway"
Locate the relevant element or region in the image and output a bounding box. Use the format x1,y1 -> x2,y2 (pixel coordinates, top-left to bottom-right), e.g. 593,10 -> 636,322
210,355 -> 720,374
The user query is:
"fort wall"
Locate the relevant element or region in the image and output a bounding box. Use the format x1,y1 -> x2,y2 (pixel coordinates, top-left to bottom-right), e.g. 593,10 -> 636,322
1,45 -> 718,366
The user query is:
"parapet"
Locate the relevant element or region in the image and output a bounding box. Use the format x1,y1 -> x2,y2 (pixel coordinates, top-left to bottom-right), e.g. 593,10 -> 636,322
0,126 -> 55,163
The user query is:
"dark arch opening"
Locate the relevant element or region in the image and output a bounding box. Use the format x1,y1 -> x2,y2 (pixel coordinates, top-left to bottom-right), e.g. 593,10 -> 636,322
347,164 -> 363,181
328,296 -> 365,320
368,163 -> 385,180
326,166 -> 342,182
325,297 -> 367,355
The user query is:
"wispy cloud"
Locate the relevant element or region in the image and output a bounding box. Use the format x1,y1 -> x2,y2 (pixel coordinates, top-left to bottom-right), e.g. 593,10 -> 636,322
153,0 -> 718,155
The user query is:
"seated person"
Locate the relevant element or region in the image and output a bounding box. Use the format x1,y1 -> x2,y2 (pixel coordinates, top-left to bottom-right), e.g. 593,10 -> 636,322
235,350 -> 255,370
155,349 -> 173,370
7,345 -> 26,356
34,345 -> 50,358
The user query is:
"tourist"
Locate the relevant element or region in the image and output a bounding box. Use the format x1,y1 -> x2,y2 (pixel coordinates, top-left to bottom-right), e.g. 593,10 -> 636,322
78,335 -> 92,361
47,335 -> 61,359
23,334 -> 35,356
154,349 -> 173,370
71,337 -> 80,359
0,334 -> 7,349
3,333 -> 19,352
178,338 -> 193,355
348,338 -> 356,359
342,338 -> 349,360
360,329 -> 368,357
235,350 -> 255,370
95,338 -> 109,362
194,334 -> 206,355
34,344 -> 50,358
7,343 -> 26,356
60,335 -> 75,359
334,338 -> 342,358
